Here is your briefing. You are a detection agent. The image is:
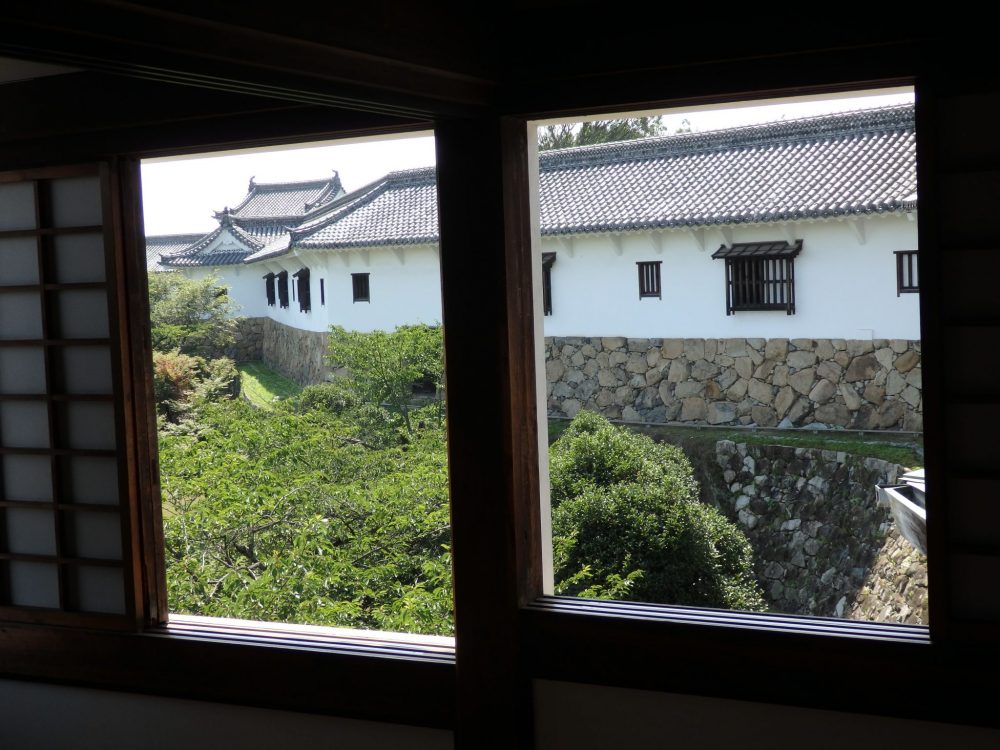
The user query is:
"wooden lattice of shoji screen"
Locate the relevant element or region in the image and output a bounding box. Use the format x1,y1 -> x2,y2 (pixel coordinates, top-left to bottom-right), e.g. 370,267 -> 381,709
0,164 -> 140,628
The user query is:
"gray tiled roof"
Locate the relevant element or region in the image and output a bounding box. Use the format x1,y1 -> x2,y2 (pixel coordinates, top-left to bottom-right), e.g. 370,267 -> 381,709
144,233 -> 204,271
282,104 -> 915,256
538,104 -> 916,234
222,174 -> 344,221
159,218 -> 264,268
291,169 -> 438,252
147,104 -> 917,267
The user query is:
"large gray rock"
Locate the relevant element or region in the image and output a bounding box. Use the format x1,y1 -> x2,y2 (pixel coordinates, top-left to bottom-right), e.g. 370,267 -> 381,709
683,338 -> 705,360
788,367 -> 816,396
845,354 -> 877,382
808,378 -> 836,404
874,347 -> 895,371
667,359 -> 688,383
661,339 -> 684,359
751,405 -> 778,427
546,359 -> 566,383
816,360 -> 843,382
839,383 -> 863,411
707,401 -> 738,424
690,359 -> 719,380
847,339 -> 875,357
680,396 -> 707,421
787,350 -> 818,369
748,378 -> 774,404
765,338 -> 789,361
602,336 -> 626,351
877,399 -> 906,428
774,385 -> 796,418
815,403 -> 850,426
894,349 -> 919,373
734,356 -> 753,380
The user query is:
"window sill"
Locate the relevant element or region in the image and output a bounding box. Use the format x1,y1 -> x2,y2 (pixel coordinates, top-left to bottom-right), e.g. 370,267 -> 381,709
517,596 -> 1000,727
0,616 -> 455,727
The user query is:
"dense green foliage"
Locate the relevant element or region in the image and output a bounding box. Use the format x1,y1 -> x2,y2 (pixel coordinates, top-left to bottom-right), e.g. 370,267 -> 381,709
148,271 -> 239,356
538,117 -> 665,150
160,398 -> 453,634
237,361 -> 302,409
326,323 -> 443,433
550,411 -> 766,611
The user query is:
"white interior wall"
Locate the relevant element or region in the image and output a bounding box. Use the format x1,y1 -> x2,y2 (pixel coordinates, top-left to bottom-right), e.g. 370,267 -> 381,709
5,678 -> 997,750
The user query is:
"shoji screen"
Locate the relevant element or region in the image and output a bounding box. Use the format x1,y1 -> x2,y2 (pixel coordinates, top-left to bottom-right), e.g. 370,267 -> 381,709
0,165 -> 134,626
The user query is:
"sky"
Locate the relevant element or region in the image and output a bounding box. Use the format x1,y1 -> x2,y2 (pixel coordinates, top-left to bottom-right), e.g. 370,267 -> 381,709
140,88 -> 914,236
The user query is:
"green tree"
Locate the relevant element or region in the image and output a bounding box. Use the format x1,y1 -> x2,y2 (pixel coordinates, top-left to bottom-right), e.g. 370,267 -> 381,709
550,410 -> 766,611
326,324 -> 443,433
538,117 -> 665,150
147,271 -> 240,356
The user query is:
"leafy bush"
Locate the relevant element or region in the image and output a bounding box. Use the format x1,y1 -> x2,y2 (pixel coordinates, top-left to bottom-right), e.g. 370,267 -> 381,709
326,323 -> 443,432
550,410 -> 765,611
153,349 -> 239,424
148,271 -> 240,357
159,399 -> 453,634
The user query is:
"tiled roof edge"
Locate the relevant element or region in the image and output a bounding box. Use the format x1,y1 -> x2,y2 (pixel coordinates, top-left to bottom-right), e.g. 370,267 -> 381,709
539,104 -> 915,171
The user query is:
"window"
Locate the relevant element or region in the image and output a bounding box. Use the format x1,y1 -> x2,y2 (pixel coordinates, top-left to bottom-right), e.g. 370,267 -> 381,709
713,240 -> 800,315
896,250 -> 919,295
320,277 -> 325,305
263,272 -> 275,306
542,252 -> 556,315
276,270 -> 289,308
352,272 -> 370,302
293,267 -> 311,312
637,260 -> 661,299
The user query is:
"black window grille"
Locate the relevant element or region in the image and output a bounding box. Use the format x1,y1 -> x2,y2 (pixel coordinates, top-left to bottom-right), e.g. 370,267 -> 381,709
712,240 -> 801,315
542,252 -> 556,316
320,278 -> 325,306
352,272 -> 370,303
637,261 -> 662,299
895,250 -> 919,295
294,267 -> 311,312
263,272 -> 275,306
277,270 -> 289,308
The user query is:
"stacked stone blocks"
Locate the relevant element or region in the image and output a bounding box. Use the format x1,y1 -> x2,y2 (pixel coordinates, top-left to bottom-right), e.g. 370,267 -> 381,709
545,337 -> 921,431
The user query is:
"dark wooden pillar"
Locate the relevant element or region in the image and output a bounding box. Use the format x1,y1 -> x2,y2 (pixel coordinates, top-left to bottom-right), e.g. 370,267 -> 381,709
436,115 -> 543,748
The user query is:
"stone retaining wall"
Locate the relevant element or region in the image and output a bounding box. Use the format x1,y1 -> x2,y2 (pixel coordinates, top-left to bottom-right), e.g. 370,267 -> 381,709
712,440 -> 926,623
260,319 -> 332,385
225,317 -> 265,362
546,337 -> 921,431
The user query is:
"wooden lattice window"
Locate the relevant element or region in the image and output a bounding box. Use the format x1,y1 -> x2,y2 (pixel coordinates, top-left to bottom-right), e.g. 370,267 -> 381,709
263,272 -> 275,306
276,270 -> 289,308
896,250 -> 919,295
712,240 -> 801,315
294,267 -> 311,312
542,252 -> 556,316
0,164 -> 134,625
352,272 -> 370,303
637,260 -> 661,299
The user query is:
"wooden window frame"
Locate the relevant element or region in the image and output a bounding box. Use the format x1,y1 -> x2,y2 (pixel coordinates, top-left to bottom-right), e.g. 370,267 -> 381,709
293,267 -> 311,312
352,272 -> 370,303
637,260 -> 662,299
542,252 -> 556,316
896,249 -> 919,295
714,241 -> 800,315
276,270 -> 289,309
1,65 -> 998,741
263,272 -> 275,307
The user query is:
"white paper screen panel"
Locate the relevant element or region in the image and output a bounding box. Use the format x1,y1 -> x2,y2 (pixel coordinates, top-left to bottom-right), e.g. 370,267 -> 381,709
0,237 -> 39,285
0,183 -> 37,231
0,167 -> 128,619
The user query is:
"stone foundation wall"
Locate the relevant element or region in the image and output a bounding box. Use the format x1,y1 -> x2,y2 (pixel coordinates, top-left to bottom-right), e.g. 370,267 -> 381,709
712,440 -> 926,622
225,317 -> 265,362
546,337 -> 921,431
259,319 -> 331,385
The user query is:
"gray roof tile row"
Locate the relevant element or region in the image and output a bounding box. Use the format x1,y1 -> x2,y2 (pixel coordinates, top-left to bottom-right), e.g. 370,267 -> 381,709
149,104 -> 916,267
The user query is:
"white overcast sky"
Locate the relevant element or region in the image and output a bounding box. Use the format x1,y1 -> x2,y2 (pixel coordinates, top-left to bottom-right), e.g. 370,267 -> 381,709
140,87 -> 914,236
